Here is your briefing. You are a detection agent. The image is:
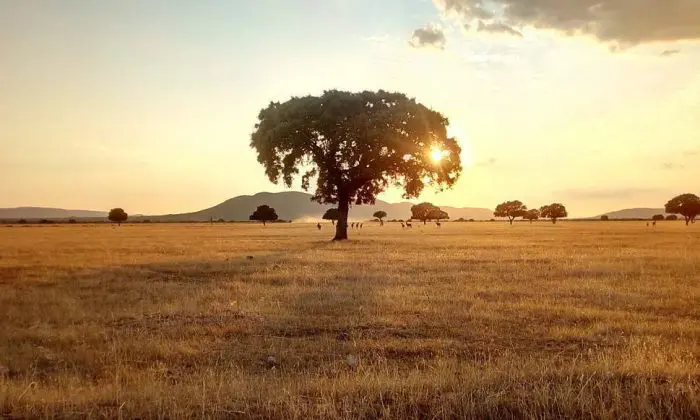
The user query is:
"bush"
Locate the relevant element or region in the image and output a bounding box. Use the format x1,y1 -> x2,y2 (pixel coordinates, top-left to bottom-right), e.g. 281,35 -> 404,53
665,215 -> 678,221
601,215 -> 610,221
68,219 -> 77,224
18,219 -> 27,224
652,214 -> 665,221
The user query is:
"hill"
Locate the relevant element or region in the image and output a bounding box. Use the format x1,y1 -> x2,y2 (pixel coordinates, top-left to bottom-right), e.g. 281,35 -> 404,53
597,208 -> 670,220
148,191 -> 494,222
0,207 -> 107,220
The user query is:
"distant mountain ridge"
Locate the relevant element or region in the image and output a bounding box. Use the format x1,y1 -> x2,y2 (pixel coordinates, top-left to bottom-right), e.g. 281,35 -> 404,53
0,207 -> 107,219
597,208 -> 671,220
1,196 -> 673,222
148,191 -> 495,222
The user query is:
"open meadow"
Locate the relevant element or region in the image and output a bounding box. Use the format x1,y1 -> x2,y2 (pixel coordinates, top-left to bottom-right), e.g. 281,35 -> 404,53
1,221 -> 699,419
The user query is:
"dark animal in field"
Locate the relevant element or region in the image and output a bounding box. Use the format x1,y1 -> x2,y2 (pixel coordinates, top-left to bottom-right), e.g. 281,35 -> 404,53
317,223 -> 321,230
436,222 -> 441,228
360,223 -> 363,229
406,222 -> 413,228
401,222 -> 405,229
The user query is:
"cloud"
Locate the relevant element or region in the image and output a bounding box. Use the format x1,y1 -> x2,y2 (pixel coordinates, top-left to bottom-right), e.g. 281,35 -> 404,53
475,157 -> 497,167
409,25 -> 447,49
660,49 -> 681,57
430,0 -> 700,45
558,187 -> 670,200
477,20 -> 523,37
662,162 -> 685,170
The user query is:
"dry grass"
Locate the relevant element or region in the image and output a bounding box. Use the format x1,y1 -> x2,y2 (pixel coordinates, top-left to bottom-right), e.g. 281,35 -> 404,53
1,221 -> 699,419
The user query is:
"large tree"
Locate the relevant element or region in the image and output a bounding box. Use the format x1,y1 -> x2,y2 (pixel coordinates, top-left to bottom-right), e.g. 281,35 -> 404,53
373,211 -> 387,226
652,214 -> 665,222
411,202 -> 439,225
494,200 -> 527,225
108,208 -> 128,226
665,193 -> 700,226
540,203 -> 568,224
523,209 -> 540,223
250,90 -> 462,240
322,208 -> 340,225
426,208 -> 449,222
249,205 -> 278,226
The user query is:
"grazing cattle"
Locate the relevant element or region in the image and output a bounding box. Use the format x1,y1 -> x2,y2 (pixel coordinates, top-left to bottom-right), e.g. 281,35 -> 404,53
436,222 -> 441,228
360,223 -> 363,229
652,221 -> 657,228
401,222 -> 405,229
406,222 -> 413,228
316,223 -> 321,230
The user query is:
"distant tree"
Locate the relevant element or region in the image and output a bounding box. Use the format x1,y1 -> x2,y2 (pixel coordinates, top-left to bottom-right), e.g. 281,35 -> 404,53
249,205 -> 279,226
108,208 -> 128,226
469,218 -> 475,222
217,218 -> 226,223
665,215 -> 678,221
322,208 -> 341,226
540,203 -> 568,224
18,219 -> 27,224
39,219 -> 52,224
250,90 -> 462,240
142,219 -> 151,223
600,215 -> 610,221
665,194 -> 700,226
411,202 -> 439,225
652,214 -> 665,222
373,211 -> 387,226
494,200 -> 528,225
523,209 -> 540,224
68,218 -> 77,224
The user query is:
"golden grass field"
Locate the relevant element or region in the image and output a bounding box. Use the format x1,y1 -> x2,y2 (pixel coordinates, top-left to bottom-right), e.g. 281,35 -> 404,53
1,221 -> 699,419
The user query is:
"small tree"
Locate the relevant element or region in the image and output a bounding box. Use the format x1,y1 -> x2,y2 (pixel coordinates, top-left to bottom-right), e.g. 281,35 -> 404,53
411,202 -> 439,225
600,215 -> 610,221
373,211 -> 388,226
652,214 -> 665,222
665,215 -> 678,221
68,218 -> 77,224
108,208 -> 128,226
494,200 -> 528,225
665,194 -> 700,226
322,208 -> 340,225
250,90 -> 462,240
540,203 -> 567,224
427,208 -> 449,222
249,205 -> 279,226
523,209 -> 540,223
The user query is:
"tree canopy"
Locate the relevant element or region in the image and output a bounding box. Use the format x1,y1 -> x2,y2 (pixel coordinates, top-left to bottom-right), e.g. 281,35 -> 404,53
411,202 -> 439,224
664,194 -> 700,226
426,208 -> 449,222
322,208 -> 341,225
652,214 -> 665,221
373,211 -> 387,225
523,209 -> 540,223
665,214 -> 678,221
540,203 -> 567,224
249,205 -> 279,226
108,208 -> 128,225
494,200 -> 527,225
250,90 -> 462,240
600,215 -> 610,221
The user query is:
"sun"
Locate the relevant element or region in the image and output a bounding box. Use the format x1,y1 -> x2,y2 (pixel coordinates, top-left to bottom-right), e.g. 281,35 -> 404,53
430,147 -> 445,163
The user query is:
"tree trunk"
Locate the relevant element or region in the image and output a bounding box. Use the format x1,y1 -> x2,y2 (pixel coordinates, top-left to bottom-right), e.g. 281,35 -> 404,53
509,217 -> 514,225
552,218 -> 557,224
263,220 -> 266,226
334,195 -> 349,241
423,219 -> 427,225
686,217 -> 690,226
331,220 -> 335,226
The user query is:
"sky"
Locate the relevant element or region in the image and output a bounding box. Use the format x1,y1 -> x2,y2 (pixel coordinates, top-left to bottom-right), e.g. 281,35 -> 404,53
1,0 -> 699,217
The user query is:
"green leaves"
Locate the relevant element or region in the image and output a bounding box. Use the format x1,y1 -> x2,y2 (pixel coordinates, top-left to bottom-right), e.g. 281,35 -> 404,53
250,90 -> 462,206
